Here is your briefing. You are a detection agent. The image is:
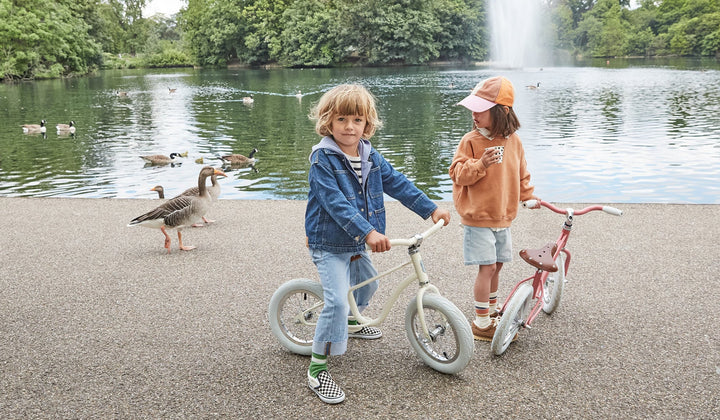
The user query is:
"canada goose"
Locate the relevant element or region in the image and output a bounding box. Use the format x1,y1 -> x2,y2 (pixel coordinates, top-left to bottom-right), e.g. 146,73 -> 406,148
151,185 -> 165,199
22,120 -> 47,134
140,152 -> 183,165
526,82 -> 540,90
116,90 -> 129,97
128,166 -> 226,253
169,87 -> 177,93
218,148 -> 258,165
56,121 -> 76,134
242,94 -> 254,104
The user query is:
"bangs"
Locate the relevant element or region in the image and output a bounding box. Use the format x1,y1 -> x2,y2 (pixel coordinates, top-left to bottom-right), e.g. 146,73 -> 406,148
311,84 -> 382,138
333,89 -> 372,117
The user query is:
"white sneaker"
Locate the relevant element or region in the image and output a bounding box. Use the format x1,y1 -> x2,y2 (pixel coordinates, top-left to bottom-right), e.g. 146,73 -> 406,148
308,370 -> 345,404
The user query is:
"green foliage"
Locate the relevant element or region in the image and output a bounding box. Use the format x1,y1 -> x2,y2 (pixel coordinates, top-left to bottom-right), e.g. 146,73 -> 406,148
179,0 -> 486,67
179,0 -> 245,66
432,0 -> 487,61
554,0 -> 720,58
141,44 -> 193,68
0,0 -> 103,80
4,0 -> 720,80
272,0 -> 346,66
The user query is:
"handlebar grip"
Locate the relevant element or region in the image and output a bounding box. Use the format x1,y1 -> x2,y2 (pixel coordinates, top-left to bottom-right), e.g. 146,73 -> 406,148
522,200 -> 538,208
602,206 -> 623,216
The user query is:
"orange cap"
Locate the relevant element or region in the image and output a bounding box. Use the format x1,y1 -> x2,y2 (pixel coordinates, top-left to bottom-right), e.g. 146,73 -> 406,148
457,76 -> 514,112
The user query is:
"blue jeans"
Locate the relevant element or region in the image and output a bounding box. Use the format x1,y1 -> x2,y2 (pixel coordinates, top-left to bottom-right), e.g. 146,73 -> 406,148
309,249 -> 378,356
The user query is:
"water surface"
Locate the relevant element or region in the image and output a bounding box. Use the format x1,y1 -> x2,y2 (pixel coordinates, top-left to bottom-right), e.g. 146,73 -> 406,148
1,61 -> 719,203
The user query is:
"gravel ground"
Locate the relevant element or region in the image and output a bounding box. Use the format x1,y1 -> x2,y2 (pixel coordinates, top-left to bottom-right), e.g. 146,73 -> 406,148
1,197 -> 718,418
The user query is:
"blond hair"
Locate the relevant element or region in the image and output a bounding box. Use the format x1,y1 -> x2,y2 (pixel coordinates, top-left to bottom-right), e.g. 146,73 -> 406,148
310,84 -> 382,138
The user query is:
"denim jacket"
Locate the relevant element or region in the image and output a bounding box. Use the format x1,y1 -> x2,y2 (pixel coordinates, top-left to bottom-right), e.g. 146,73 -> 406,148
305,136 -> 438,253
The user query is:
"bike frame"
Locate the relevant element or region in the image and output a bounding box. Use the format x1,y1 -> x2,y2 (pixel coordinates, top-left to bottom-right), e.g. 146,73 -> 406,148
346,220 -> 446,340
499,201 -> 622,327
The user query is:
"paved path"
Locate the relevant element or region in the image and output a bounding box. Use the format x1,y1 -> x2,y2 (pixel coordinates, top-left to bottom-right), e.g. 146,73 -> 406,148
1,198 -> 718,418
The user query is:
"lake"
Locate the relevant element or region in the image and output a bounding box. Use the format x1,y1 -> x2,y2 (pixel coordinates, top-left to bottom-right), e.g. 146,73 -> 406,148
1,58 -> 719,203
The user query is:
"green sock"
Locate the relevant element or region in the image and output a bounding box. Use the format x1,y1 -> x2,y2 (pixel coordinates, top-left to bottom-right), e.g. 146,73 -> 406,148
348,319 -> 358,326
308,353 -> 328,378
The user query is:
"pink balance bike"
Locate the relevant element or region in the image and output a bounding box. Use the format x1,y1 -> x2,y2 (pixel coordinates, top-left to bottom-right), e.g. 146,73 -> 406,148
491,200 -> 623,356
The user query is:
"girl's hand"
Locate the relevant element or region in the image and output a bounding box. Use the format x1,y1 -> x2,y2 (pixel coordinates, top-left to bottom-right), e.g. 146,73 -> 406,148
431,208 -> 451,226
365,230 -> 391,252
482,148 -> 501,168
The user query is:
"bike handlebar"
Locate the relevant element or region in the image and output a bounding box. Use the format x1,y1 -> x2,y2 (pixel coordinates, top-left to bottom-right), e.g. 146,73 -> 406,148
365,219 -> 446,251
522,200 -> 623,216
389,219 -> 446,247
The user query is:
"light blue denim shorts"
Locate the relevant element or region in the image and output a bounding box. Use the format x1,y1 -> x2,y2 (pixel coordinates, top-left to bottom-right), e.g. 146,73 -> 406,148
462,225 -> 513,265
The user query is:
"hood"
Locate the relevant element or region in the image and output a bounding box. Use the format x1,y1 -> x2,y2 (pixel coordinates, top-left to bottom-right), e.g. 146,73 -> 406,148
310,136 -> 373,185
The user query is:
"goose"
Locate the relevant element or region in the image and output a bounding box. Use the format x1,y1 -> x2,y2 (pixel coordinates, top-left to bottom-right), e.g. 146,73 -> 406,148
128,166 -> 227,253
140,152 -> 183,165
526,82 -> 540,90
56,121 -> 76,134
218,148 -> 258,165
151,185 -> 165,199
242,94 -> 254,104
116,90 -> 129,97
175,168 -> 226,226
149,169 -> 224,225
22,120 -> 47,134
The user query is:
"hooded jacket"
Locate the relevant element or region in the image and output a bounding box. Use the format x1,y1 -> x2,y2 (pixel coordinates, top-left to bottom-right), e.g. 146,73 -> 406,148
305,136 -> 437,253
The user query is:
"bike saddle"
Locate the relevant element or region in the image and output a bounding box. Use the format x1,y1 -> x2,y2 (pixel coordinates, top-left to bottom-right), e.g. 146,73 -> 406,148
520,243 -> 559,272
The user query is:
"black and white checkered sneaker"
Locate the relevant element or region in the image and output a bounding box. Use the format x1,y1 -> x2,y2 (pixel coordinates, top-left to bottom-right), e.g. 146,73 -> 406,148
308,370 -> 345,404
348,326 -> 383,339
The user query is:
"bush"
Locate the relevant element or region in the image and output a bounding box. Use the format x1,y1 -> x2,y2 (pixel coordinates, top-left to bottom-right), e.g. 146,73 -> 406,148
141,49 -> 194,68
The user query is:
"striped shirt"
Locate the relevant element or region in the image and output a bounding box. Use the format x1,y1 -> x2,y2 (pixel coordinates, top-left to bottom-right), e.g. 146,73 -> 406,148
344,153 -> 362,183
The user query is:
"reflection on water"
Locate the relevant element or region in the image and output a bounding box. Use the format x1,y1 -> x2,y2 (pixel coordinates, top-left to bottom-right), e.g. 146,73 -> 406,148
1,60 -> 719,204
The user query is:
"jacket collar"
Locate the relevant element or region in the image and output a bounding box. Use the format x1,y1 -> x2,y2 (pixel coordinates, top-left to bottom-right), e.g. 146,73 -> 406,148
310,136 -> 371,161
310,136 -> 373,185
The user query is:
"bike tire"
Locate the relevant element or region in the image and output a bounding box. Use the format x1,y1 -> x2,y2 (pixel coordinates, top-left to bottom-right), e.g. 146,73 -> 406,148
542,252 -> 566,314
404,293 -> 473,374
268,278 -> 324,356
491,283 -> 533,356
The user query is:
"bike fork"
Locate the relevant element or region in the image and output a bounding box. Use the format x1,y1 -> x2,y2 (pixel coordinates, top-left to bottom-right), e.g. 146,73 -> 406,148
416,284 -> 440,340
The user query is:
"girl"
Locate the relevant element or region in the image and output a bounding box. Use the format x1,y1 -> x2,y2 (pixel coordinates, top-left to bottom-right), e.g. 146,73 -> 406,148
448,76 -> 540,341
305,84 -> 450,404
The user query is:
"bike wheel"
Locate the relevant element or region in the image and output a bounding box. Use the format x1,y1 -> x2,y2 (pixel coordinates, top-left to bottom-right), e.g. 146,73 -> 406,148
491,283 -> 533,356
405,293 -> 473,374
268,278 -> 323,356
542,252 -> 566,314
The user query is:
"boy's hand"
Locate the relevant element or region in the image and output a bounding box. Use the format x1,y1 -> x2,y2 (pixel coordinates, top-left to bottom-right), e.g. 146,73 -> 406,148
431,208 -> 451,226
366,230 -> 391,253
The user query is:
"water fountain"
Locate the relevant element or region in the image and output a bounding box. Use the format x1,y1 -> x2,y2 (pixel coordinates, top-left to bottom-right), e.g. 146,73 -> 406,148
488,0 -> 550,68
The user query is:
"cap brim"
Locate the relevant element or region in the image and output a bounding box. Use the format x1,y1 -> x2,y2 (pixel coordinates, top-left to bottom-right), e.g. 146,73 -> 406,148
457,95 -> 496,113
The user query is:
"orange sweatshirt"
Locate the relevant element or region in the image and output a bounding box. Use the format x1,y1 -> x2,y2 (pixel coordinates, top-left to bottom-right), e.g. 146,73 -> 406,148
449,130 -> 536,228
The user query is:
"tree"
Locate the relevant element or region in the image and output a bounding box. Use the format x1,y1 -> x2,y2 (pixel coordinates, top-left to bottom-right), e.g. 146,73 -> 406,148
273,0 -> 346,66
432,0 -> 487,61
0,0 -> 102,80
179,0 -> 245,66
